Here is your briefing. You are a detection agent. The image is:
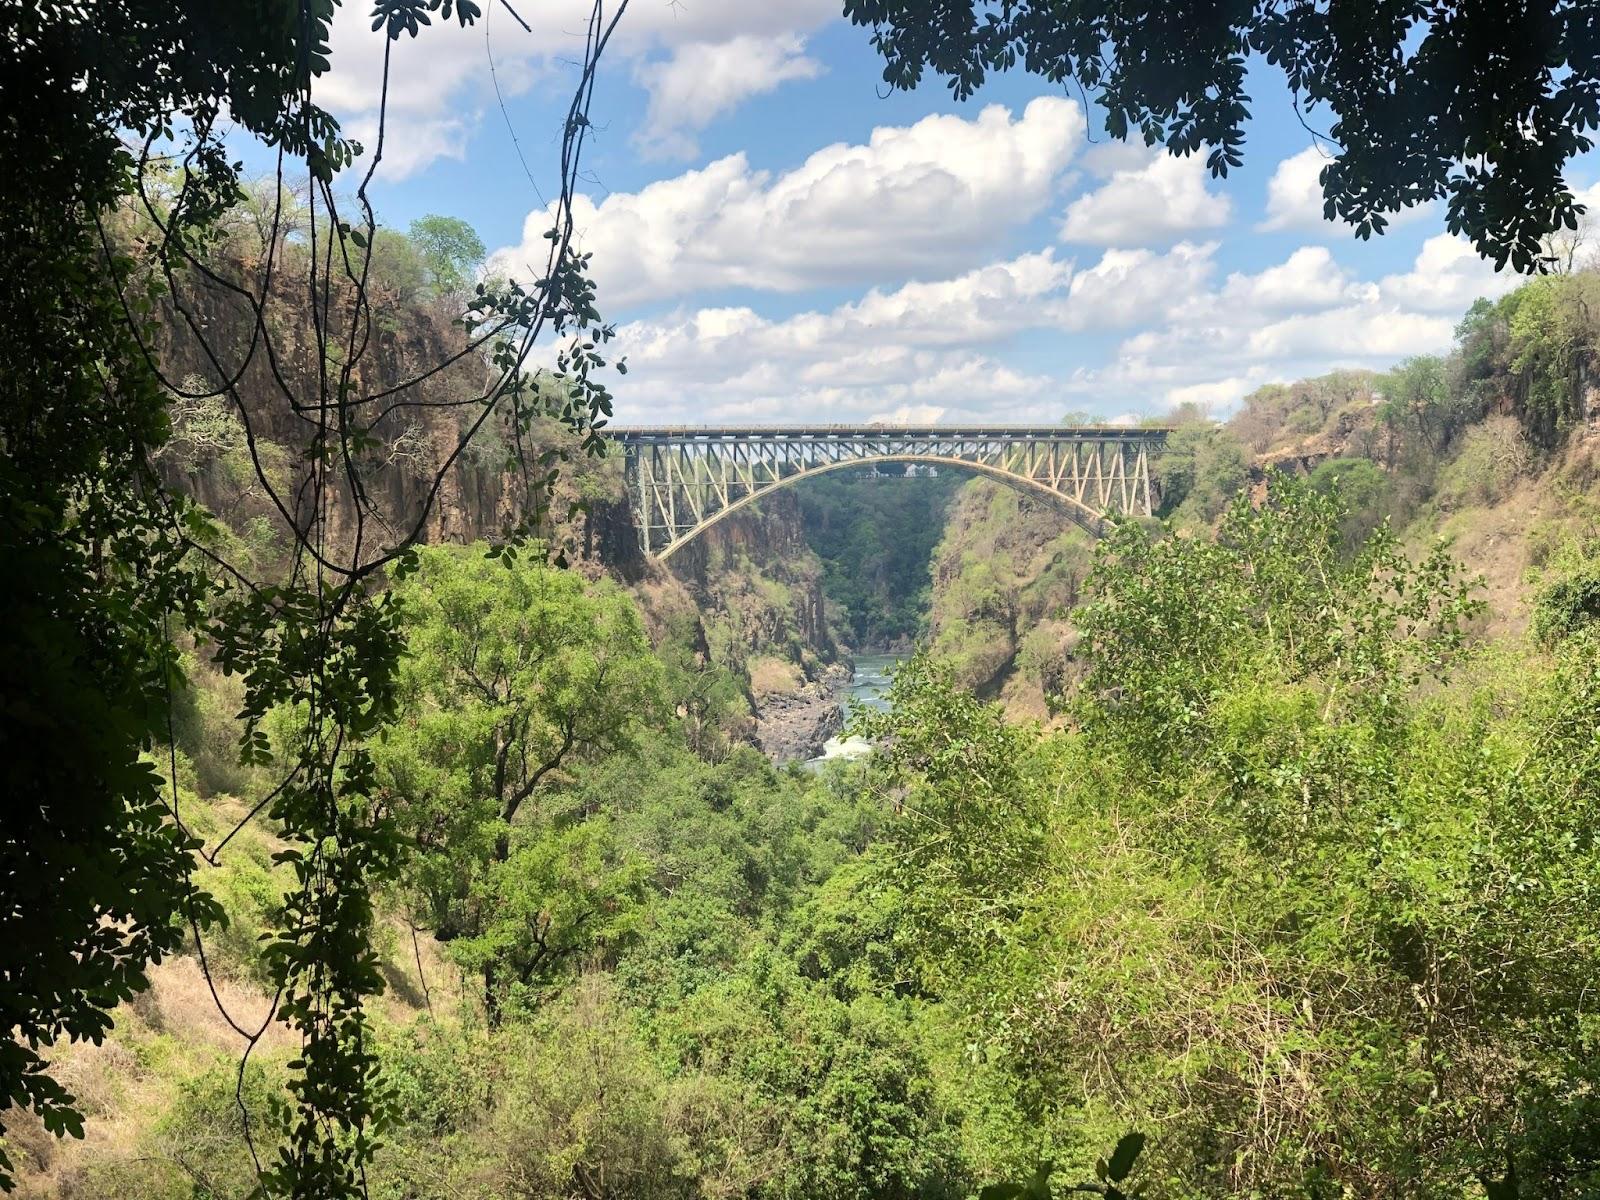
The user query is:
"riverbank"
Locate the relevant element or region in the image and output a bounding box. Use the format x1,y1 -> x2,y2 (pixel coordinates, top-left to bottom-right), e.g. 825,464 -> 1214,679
804,652 -> 906,767
753,661 -> 851,762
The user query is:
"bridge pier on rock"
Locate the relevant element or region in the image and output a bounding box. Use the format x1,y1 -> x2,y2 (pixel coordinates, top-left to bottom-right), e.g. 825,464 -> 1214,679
609,425 -> 1170,560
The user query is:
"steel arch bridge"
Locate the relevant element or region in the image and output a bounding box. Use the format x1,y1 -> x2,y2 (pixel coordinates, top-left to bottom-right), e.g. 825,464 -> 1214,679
610,425 -> 1170,560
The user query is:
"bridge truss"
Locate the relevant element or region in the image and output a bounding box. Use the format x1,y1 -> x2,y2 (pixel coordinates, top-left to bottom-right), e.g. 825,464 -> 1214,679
611,425 -> 1168,560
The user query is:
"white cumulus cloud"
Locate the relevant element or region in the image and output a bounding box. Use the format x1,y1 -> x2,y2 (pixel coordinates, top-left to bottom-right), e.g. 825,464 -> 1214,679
1258,144 -> 1439,236
314,0 -> 839,179
1059,153 -> 1231,246
1062,242 -> 1219,329
591,230 -> 1523,426
490,98 -> 1089,308
634,34 -> 824,159
601,242 -> 1215,424
1092,234 -> 1519,415
1258,145 -> 1332,232
1377,234 -> 1520,313
1218,246 -> 1369,312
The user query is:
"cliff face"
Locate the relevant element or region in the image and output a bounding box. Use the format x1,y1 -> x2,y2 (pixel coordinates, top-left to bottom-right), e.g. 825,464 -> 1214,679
652,490 -> 844,760
926,481 -> 1094,718
924,375 -> 1600,720
154,269 -> 573,558
667,490 -> 835,665
153,266 -> 843,756
152,262 -> 707,597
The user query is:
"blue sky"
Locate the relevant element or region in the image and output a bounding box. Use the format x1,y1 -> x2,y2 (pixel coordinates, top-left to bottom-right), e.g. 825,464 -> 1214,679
302,0 -> 1600,425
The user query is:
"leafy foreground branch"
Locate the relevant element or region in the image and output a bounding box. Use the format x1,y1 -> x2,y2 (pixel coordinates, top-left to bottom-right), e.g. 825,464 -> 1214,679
845,0 -> 1600,272
982,1135 -> 1149,1200
3,0 -> 629,1194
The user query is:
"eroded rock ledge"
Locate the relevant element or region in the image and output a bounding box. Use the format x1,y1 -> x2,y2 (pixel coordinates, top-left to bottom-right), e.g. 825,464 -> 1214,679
754,662 -> 850,763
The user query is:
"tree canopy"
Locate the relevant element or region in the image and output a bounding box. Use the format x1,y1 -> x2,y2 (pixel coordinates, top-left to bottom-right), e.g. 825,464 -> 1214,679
380,546 -> 665,1014
2,1 -> 620,1192
843,0 -> 1600,271
858,479 -> 1600,1195
409,214 -> 487,297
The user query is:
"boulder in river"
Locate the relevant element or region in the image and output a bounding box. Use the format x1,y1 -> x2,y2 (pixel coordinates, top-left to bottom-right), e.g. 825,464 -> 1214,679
753,662 -> 850,762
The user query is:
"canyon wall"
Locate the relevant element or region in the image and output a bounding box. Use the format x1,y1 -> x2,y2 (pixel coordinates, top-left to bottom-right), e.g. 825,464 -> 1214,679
650,490 -> 845,760
154,267 -> 844,758
925,480 -> 1095,719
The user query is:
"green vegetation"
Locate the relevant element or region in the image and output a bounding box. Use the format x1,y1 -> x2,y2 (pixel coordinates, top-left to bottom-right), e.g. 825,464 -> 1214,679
920,482 -> 1095,708
1150,418 -> 1250,526
9,2 -> 1600,1196
34,424 -> 1600,1196
24,213 -> 1597,1198
929,265 -> 1600,702
2,4 -> 323,1183
798,467 -> 965,647
408,214 -> 487,298
380,547 -> 667,1016
5,0 -> 628,1184
1492,274 -> 1600,446
860,478 -> 1600,1197
26,557 -> 1000,1199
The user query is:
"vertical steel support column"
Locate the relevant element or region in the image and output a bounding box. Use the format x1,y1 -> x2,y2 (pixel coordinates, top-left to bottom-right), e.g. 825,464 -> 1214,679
628,444 -> 647,556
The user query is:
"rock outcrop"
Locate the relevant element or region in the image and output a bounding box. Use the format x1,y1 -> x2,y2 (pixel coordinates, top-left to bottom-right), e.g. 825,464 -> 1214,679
660,489 -> 843,754
754,662 -> 850,762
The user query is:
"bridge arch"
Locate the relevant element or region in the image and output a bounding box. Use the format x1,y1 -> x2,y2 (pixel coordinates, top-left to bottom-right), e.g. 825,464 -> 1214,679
653,453 -> 1105,561
613,424 -> 1166,560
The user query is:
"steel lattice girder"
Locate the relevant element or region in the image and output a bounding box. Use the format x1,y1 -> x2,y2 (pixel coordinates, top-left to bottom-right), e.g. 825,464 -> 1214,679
608,425 -> 1170,559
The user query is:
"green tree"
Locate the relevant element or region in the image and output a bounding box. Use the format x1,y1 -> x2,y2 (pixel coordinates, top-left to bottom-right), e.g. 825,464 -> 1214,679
654,610 -> 750,760
368,227 -> 428,301
1451,296 -> 1502,395
1076,474 -> 1482,778
4,1 -> 628,1190
1,1 -> 350,1183
409,213 -> 487,297
1533,562 -> 1600,645
856,655 -> 1045,983
663,949 -> 970,1200
380,546 -> 665,1013
0,488 -> 221,1184
1377,354 -> 1482,464
863,480 -> 1600,1194
449,820 -> 649,1015
1500,273 -> 1600,446
1152,421 -> 1249,525
843,0 -> 1599,271
1308,456 -> 1391,549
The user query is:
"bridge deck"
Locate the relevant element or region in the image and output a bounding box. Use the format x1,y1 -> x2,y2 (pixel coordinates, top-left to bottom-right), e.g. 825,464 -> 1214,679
609,424 -> 1173,440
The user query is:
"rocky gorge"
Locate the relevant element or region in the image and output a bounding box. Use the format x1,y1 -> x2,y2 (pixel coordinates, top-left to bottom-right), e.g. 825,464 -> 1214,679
153,267 -> 854,763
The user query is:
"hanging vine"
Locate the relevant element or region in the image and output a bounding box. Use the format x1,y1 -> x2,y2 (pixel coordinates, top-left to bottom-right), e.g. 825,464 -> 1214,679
3,1 -> 629,1194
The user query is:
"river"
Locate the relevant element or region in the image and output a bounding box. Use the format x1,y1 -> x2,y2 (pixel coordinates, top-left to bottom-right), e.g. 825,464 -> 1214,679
804,651 -> 906,767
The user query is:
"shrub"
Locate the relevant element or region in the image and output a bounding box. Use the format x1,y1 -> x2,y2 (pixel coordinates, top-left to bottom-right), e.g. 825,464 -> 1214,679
1532,567 -> 1600,644
1434,414 -> 1533,508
